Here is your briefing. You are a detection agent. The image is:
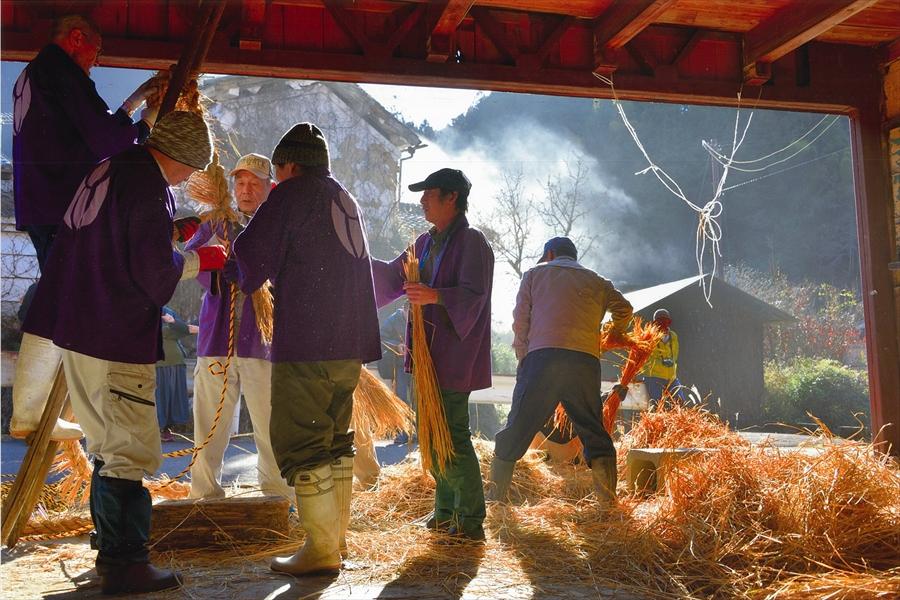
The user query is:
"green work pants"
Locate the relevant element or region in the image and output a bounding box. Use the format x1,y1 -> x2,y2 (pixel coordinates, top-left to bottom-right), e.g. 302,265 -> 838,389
270,360 -> 361,485
418,387 -> 486,535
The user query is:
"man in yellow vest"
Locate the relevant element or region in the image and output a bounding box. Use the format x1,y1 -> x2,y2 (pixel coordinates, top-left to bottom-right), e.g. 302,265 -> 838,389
641,309 -> 686,405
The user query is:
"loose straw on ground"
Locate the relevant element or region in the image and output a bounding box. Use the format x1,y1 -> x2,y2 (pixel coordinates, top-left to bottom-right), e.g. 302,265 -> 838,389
403,243 -> 454,474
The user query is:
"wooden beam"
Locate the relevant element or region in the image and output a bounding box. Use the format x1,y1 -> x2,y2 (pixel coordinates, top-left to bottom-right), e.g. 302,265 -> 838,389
744,0 -> 880,83
517,15 -> 574,71
593,0 -> 678,51
470,7 -> 518,64
385,4 -> 425,55
239,0 -> 266,51
848,62 -> 900,457
427,0 -> 475,63
672,29 -> 703,69
324,0 -> 373,55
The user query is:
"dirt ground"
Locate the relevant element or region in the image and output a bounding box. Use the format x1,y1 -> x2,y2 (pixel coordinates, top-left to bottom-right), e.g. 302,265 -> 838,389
0,534 -> 633,599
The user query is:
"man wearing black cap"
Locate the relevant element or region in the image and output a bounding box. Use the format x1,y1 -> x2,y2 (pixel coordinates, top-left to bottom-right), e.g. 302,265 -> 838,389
487,237 -> 632,505
373,167 -> 494,541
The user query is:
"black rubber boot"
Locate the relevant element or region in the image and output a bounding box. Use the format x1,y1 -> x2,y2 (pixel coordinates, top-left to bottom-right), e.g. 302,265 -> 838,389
101,562 -> 183,595
590,456 -> 618,504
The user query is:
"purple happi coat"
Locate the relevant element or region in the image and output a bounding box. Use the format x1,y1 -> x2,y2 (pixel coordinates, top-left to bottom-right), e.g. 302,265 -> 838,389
23,146 -> 184,364
185,220 -> 269,360
12,44 -> 148,229
372,215 -> 494,393
232,168 -> 381,364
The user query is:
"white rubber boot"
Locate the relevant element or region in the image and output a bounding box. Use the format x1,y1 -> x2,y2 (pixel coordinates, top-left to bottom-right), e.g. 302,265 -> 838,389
270,464 -> 341,576
9,333 -> 83,441
333,456 -> 353,559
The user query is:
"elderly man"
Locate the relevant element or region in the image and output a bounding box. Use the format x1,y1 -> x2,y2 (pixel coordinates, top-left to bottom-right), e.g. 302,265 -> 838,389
229,123 -> 381,576
373,168 -> 494,541
22,111 -> 224,595
10,14 -> 163,441
488,237 -> 632,504
185,153 -> 293,504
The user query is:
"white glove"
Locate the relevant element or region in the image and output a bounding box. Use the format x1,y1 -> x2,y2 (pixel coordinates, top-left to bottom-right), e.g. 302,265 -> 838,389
122,72 -> 169,115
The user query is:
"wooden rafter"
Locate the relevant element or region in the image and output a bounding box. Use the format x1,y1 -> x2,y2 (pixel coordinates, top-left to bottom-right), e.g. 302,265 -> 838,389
324,0 -> 373,55
517,15 -> 574,71
743,0 -> 880,84
427,0 -> 476,63
470,6 -> 518,63
593,0 -> 678,52
239,0 -> 266,51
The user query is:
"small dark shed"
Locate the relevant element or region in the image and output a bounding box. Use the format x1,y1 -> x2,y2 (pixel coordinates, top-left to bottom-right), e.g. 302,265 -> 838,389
603,276 -> 793,426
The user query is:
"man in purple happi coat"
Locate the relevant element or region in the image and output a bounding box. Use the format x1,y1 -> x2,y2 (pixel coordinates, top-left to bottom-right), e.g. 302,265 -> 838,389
185,153 -> 292,503
22,111 -> 225,595
10,14 -> 164,442
372,167 -> 494,541
229,123 -> 381,576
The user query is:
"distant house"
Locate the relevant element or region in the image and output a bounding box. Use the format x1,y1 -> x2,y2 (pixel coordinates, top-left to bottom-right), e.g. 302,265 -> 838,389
0,154 -> 38,328
200,76 -> 424,258
602,275 -> 794,426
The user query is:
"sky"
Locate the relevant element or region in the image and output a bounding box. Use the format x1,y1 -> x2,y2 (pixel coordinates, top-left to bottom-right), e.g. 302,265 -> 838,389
359,83 -> 486,130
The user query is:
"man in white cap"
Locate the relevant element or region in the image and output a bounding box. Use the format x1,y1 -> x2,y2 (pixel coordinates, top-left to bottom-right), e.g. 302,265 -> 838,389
185,153 -> 293,504
22,111 -> 224,595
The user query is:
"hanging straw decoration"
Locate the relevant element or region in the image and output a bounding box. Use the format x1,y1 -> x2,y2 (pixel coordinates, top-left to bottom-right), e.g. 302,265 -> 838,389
403,244 -> 454,475
353,369 -> 415,439
144,65 -> 204,117
599,318 -> 663,433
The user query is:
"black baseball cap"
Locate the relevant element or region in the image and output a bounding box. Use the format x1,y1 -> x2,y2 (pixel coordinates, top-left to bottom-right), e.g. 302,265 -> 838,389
408,168 -> 471,193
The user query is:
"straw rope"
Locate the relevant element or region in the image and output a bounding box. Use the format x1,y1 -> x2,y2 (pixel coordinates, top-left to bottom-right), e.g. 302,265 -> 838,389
403,244 -> 454,475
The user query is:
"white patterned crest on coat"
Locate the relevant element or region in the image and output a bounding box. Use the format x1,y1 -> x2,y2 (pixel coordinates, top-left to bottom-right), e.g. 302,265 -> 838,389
331,189 -> 369,258
13,71 -> 31,135
63,161 -> 112,229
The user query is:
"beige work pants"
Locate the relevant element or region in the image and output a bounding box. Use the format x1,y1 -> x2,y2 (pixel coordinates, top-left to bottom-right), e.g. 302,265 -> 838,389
189,356 -> 292,502
62,350 -> 161,481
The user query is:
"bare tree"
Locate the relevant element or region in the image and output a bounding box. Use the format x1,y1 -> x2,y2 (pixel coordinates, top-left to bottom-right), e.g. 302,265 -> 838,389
538,157 -> 601,260
480,167 -> 540,279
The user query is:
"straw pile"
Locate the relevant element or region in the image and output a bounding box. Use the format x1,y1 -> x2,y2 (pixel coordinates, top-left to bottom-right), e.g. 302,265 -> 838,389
353,369 -> 415,438
403,244 -> 454,474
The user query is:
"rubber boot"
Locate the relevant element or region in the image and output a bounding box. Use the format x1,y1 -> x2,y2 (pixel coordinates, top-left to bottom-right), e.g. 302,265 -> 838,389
332,456 -> 353,560
9,333 -> 83,441
590,456 -> 618,504
485,457 -> 516,503
270,464 -> 341,576
91,461 -> 182,594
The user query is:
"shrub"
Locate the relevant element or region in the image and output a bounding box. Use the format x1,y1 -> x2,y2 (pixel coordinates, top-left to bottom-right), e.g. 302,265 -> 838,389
763,358 -> 869,435
491,341 -> 517,376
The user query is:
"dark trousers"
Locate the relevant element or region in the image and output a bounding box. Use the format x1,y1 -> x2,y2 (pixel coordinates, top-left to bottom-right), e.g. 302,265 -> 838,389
418,388 -> 486,535
25,224 -> 58,273
644,376 -> 686,406
90,460 -> 152,570
494,348 -> 615,465
270,359 -> 361,485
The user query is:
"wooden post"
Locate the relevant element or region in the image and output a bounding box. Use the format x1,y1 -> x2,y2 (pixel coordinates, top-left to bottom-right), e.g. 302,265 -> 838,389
158,0 -> 226,120
1,364 -> 70,548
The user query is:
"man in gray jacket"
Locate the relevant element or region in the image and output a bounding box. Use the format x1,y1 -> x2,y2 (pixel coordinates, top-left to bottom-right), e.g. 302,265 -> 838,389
488,237 -> 632,504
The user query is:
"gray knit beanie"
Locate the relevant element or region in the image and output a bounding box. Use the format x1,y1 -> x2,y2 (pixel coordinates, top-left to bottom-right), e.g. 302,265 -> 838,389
271,122 -> 329,168
146,111 -> 213,170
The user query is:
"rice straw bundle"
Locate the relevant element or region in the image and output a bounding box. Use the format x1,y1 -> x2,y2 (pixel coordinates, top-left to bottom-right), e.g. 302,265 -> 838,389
250,282 -> 275,344
600,317 -> 663,432
144,66 -> 205,117
352,369 -> 415,438
402,243 -> 454,475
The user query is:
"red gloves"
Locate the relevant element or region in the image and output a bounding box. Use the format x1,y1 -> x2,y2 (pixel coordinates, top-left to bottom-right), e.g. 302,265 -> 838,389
173,216 -> 201,243
196,245 -> 226,271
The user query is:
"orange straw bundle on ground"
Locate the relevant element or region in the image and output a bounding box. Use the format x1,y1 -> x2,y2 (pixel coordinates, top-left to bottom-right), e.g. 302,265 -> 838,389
403,244 -> 454,475
353,369 -> 415,439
